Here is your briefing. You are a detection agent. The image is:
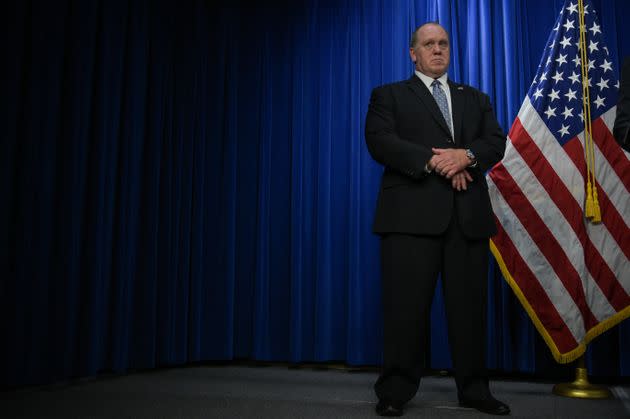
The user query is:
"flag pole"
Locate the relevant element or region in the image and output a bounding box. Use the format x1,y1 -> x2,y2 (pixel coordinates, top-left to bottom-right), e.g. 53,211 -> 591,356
552,355 -> 612,399
552,0 -> 610,399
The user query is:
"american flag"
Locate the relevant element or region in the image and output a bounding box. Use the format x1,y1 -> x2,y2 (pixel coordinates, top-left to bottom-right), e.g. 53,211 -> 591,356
487,0 -> 630,363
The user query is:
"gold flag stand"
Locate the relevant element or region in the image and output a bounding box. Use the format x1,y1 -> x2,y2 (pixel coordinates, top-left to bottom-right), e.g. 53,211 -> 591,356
552,356 -> 612,399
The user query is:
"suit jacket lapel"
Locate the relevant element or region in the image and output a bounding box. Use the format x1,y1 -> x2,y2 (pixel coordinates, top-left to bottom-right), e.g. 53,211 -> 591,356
448,79 -> 464,144
406,76 -> 452,137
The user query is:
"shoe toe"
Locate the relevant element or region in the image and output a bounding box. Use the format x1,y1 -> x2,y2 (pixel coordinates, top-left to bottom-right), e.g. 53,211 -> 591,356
375,400 -> 404,417
460,397 -> 510,415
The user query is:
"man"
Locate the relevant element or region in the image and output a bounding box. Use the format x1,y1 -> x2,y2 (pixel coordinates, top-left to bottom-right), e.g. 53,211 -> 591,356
614,57 -> 630,152
365,22 -> 509,416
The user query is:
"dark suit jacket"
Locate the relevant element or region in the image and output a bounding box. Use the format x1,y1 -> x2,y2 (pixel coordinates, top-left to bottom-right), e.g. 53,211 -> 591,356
365,75 -> 505,239
614,57 -> 630,151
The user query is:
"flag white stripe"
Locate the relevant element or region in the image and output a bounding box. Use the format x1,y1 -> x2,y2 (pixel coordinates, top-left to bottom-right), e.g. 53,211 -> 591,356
518,101 -> 630,296
517,98 -> 585,205
499,142 -> 617,322
585,224 -> 630,296
488,175 -> 586,342
585,228 -> 630,298
601,109 -> 630,159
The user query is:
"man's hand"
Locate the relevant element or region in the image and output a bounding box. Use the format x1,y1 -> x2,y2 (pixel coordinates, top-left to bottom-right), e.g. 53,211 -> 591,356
428,148 -> 471,179
451,169 -> 473,191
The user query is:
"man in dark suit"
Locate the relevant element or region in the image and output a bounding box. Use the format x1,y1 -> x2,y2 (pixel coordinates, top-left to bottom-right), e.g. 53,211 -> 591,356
365,22 -> 509,417
614,57 -> 630,152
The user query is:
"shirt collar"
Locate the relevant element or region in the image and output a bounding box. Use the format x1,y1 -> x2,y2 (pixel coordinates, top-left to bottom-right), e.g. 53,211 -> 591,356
415,70 -> 449,90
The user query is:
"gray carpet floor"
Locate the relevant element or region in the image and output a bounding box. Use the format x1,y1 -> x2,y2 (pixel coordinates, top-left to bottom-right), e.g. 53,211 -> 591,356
2,365 -> 629,418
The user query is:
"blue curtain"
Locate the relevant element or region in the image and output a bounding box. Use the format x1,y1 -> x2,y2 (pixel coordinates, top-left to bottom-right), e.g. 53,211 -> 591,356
2,0 -> 630,388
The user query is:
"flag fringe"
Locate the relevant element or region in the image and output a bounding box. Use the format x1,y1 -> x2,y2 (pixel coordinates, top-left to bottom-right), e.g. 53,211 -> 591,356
490,239 -> 630,364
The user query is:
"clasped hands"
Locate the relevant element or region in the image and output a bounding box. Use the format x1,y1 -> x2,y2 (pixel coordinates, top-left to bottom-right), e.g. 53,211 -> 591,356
427,148 -> 473,191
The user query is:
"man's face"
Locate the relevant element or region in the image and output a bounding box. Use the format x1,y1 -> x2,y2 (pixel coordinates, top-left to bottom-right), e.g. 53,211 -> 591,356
409,24 -> 450,78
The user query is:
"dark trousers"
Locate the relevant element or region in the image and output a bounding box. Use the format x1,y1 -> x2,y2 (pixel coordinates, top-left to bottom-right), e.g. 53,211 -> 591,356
374,215 -> 490,404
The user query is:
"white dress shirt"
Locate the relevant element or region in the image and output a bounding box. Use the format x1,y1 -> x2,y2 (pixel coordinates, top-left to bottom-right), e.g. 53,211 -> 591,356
415,70 -> 454,138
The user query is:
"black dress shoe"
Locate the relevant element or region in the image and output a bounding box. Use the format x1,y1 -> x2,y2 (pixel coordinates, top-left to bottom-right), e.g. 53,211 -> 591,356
375,399 -> 404,416
459,396 -> 510,415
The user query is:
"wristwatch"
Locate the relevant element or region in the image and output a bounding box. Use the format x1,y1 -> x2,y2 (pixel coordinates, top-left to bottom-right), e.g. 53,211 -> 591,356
465,148 -> 478,167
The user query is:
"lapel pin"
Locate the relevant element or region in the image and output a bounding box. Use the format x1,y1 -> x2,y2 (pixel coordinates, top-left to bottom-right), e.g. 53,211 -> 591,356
457,87 -> 464,90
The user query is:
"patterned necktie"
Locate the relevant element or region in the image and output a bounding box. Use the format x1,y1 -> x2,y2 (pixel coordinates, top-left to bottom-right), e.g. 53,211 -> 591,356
431,79 -> 453,138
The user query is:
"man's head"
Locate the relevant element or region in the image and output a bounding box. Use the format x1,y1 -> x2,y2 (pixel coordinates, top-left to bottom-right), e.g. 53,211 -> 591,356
409,22 -> 450,78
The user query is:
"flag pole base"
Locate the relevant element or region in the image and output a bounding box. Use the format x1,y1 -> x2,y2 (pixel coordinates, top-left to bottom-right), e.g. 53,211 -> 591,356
552,356 -> 612,399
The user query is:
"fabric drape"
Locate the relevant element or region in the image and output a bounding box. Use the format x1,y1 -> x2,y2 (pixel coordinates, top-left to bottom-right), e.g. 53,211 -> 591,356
2,0 -> 629,388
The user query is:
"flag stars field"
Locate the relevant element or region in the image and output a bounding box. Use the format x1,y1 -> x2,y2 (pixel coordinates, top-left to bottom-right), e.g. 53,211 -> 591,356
563,19 -> 574,31
566,1 -> 578,14
560,37 -> 572,48
600,59 -> 612,72
556,54 -> 568,65
552,71 -> 564,83
572,56 -> 581,67
596,78 -> 609,90
589,22 -> 601,35
558,124 -> 570,137
593,95 -> 605,108
562,106 -> 574,119
544,106 -> 557,119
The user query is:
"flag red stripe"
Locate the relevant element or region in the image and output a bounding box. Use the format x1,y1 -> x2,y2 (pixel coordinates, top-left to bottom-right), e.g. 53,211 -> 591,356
492,218 -> 579,353
563,136 -> 630,262
489,163 -> 599,329
591,185 -> 630,260
591,119 -> 630,194
509,121 -> 630,312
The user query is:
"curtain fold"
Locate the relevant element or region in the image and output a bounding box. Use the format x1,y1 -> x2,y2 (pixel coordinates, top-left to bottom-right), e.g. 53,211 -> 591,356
2,0 -> 630,387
